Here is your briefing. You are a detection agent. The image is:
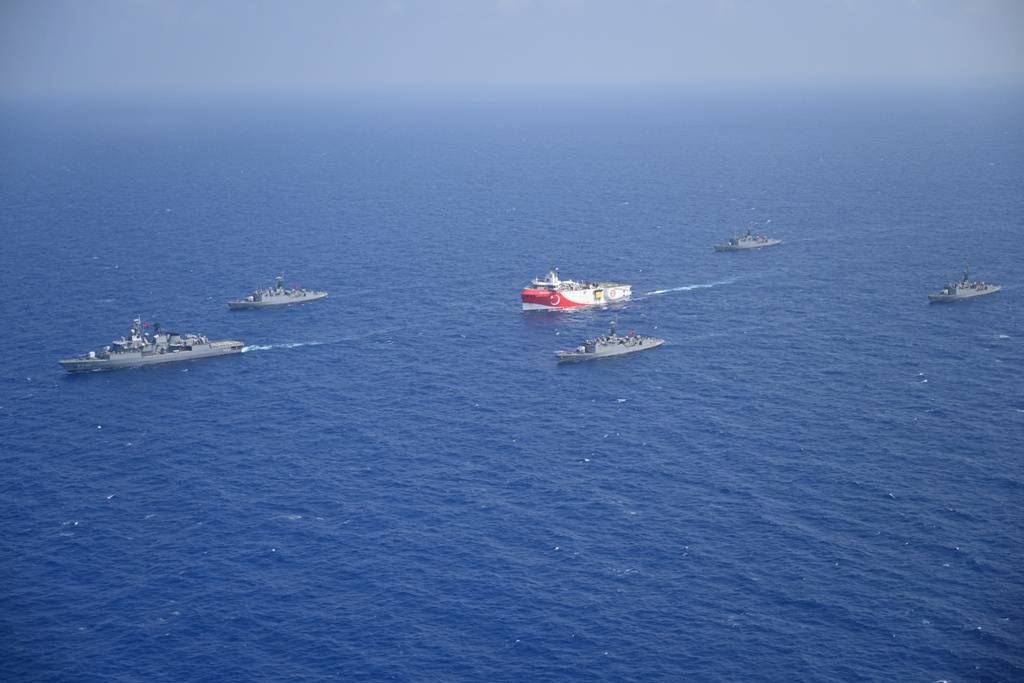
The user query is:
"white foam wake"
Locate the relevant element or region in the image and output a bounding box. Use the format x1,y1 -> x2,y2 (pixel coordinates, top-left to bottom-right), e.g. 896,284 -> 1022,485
242,342 -> 318,353
241,326 -> 404,353
645,277 -> 739,297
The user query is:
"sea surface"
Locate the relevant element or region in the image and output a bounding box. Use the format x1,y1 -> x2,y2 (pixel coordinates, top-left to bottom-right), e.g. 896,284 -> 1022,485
1,89 -> 1022,682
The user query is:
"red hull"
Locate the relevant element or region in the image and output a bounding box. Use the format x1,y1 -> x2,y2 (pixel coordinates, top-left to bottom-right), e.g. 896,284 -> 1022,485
520,288 -> 589,309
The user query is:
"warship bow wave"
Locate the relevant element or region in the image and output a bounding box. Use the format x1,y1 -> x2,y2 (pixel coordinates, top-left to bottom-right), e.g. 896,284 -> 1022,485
714,230 -> 782,252
59,318 -> 244,373
521,268 -> 631,311
555,321 -> 665,362
928,265 -> 1001,303
229,274 -> 328,309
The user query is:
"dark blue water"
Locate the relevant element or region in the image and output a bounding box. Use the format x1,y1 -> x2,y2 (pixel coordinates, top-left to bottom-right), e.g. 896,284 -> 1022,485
2,90 -> 1022,682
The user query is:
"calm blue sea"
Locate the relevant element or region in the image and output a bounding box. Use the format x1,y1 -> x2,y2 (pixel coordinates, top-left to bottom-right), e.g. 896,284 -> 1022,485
1,89 -> 1022,682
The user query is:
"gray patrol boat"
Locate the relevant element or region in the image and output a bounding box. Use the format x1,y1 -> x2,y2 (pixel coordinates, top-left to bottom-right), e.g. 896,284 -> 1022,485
59,318 -> 244,373
555,321 -> 665,363
714,229 -> 782,252
928,265 -> 1001,303
229,274 -> 328,309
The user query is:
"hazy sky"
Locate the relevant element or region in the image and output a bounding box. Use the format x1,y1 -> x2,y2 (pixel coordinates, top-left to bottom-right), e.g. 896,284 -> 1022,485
1,0 -> 1022,95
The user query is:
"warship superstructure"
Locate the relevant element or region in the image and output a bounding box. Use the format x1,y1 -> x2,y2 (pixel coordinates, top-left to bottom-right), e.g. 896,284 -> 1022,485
229,274 -> 328,309
714,229 -> 782,252
555,321 -> 665,362
59,318 -> 244,373
521,268 -> 631,311
928,265 -> 1001,303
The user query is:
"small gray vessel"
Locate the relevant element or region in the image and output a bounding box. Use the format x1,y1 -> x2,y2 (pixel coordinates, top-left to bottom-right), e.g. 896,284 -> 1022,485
714,229 -> 782,252
229,274 -> 328,309
555,321 -> 665,363
928,265 -> 1001,303
59,318 -> 244,373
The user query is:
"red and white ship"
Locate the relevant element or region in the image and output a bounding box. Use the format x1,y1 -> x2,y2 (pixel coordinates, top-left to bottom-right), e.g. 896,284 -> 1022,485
520,268 -> 632,311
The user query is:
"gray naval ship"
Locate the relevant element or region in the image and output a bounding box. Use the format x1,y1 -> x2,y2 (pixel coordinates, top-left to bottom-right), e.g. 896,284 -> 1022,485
555,321 -> 665,363
714,229 -> 782,252
59,318 -> 244,373
229,274 -> 328,309
928,265 -> 1001,303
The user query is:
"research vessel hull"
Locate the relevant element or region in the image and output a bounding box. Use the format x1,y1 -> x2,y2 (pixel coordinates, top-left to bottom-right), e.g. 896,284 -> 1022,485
521,269 -> 631,311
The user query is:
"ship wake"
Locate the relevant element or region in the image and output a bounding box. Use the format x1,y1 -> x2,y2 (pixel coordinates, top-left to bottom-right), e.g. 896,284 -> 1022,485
644,277 -> 739,297
242,341 -> 321,353
242,326 -> 403,353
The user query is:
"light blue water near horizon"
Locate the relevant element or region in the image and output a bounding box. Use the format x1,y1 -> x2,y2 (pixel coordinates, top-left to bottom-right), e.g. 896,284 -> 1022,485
1,89 -> 1023,681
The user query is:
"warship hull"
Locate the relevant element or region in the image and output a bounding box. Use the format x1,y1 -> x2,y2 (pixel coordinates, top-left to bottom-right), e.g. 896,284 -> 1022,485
556,338 -> 665,362
229,291 -> 328,309
521,284 -> 631,311
714,239 -> 782,252
60,341 -> 244,373
928,285 -> 1001,303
